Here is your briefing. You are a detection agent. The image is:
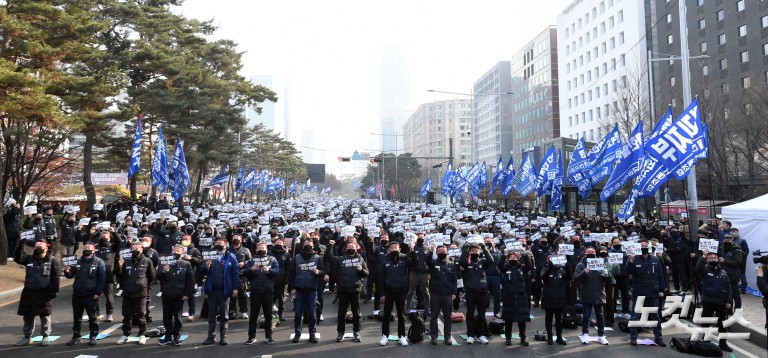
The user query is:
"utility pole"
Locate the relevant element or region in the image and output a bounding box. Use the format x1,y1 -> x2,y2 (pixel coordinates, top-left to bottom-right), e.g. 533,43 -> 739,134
679,1 -> 700,239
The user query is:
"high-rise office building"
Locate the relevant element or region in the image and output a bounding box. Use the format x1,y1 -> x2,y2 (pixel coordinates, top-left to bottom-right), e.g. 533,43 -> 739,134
245,75 -> 291,140
402,99 -> 473,170
380,47 -> 411,154
510,26 -> 561,166
472,62 -> 514,166
557,0 -> 651,141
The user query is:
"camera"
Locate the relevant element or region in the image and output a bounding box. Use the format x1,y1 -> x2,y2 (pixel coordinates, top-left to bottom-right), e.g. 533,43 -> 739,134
753,250 -> 768,265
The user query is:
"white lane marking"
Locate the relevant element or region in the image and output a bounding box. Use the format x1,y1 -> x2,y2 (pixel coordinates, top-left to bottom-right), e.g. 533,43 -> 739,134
730,343 -> 760,358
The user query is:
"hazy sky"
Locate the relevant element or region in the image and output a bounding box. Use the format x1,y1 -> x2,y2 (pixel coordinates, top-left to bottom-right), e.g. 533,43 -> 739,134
177,0 -> 574,176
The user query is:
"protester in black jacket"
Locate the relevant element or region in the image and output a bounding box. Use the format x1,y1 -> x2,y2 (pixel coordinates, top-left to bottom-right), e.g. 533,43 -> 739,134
269,238 -> 291,321
459,243 -> 494,344
179,235 -> 202,320
427,244 -> 458,346
244,242 -> 279,345
94,231 -> 118,322
114,240 -> 156,345
60,214 -> 80,256
14,241 -> 61,347
327,241 -> 368,342
696,252 -> 733,352
378,241 -> 414,347
500,251 -> 532,346
157,244 -> 194,346
64,242 -> 105,346
541,255 -> 572,345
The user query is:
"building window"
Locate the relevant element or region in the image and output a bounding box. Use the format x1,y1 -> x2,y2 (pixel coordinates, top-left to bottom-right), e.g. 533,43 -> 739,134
738,25 -> 747,37
740,50 -> 749,63
722,82 -> 729,94
716,10 -> 725,22
668,34 -> 674,44
718,33 -> 726,45
698,19 -> 705,30
702,65 -> 709,76
670,77 -> 676,86
697,0 -> 704,6
700,41 -> 707,52
737,0 -> 745,12
719,58 -> 728,70
763,15 -> 768,28
764,43 -> 768,56
619,32 -> 624,44
666,13 -> 672,23
744,103 -> 753,115
618,10 -> 623,23
742,76 -> 751,88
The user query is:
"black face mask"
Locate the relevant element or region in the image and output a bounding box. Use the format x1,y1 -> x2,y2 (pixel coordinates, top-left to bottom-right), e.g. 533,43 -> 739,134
34,248 -> 45,257
540,242 -> 548,247
573,241 -> 581,247
708,261 -> 718,267
214,244 -> 225,252
256,250 -> 266,256
204,232 -> 213,237
34,218 -> 41,222
174,253 -> 182,260
273,245 -> 283,252
723,243 -> 733,250
613,244 -> 621,250
437,252 -> 447,260
416,239 -> 424,246
599,252 -> 609,258
390,251 -> 400,256
508,259 -> 518,266
346,249 -> 356,256
232,240 -> 241,247
470,253 -> 479,260
485,243 -> 493,249
140,230 -> 148,236
586,254 -> 596,259
132,251 -> 141,259
641,248 -> 649,255
302,246 -> 313,254
380,241 -> 389,247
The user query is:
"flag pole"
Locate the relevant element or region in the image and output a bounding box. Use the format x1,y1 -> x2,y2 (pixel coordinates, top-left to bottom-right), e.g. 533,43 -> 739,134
678,0 -> 699,235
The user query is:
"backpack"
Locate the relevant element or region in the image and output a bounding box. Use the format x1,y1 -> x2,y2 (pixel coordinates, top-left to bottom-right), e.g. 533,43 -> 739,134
258,313 -> 280,329
407,312 -> 426,343
671,338 -> 723,357
562,305 -> 578,328
488,321 -> 504,335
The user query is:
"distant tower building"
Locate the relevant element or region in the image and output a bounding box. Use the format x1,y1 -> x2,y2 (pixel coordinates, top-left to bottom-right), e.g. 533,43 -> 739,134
380,47 -> 411,154
245,75 -> 291,141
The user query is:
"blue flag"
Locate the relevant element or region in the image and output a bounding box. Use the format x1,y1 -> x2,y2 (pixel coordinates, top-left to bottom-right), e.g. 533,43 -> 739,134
242,168 -> 256,191
464,163 -> 482,189
170,135 -> 190,201
304,178 -> 311,191
127,113 -> 142,179
567,137 -> 589,185
207,165 -> 230,186
420,178 -> 432,197
646,97 -> 706,180
601,121 -> 645,202
151,125 -> 168,192
353,179 -> 360,189
501,156 -> 516,197
534,145 -> 557,196
588,126 -> 623,185
290,181 -> 297,194
511,153 -> 537,196
696,123 -> 709,160
489,156 -> 504,195
617,188 -> 640,220
646,106 -> 673,144
479,161 -> 488,189
234,166 -> 244,193
551,150 -> 565,211
441,162 -> 454,196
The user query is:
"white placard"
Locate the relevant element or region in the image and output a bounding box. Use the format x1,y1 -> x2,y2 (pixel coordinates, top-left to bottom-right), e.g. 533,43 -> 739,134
189,214 -> 199,223
64,205 -> 80,214
202,251 -> 219,261
160,255 -> 175,265
78,218 -> 91,227
608,252 -> 623,264
530,232 -> 542,242
21,230 -> 36,241
100,221 -> 110,230
159,209 -> 171,218
623,242 -> 641,255
550,255 -> 567,266
62,255 -> 78,267
655,243 -> 664,253
133,213 -> 144,223
546,216 -> 558,226
559,244 -> 574,255
590,232 -> 618,243
120,249 -> 131,259
198,237 -> 213,247
93,203 -> 104,211
587,258 -> 605,271
698,239 -> 719,252
24,206 -> 37,215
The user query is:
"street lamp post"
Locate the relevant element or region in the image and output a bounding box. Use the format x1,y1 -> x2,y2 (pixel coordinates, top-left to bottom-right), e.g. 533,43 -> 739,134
371,132 -> 405,200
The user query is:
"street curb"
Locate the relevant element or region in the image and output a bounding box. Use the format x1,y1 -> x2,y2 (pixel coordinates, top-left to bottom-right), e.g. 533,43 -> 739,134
0,281 -> 73,307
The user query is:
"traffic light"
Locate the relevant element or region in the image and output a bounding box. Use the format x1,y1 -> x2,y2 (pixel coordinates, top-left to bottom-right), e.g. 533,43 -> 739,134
338,157 -> 351,162
369,158 -> 382,163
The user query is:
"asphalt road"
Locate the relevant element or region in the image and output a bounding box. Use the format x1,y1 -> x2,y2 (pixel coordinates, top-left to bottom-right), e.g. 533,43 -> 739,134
0,284 -> 765,358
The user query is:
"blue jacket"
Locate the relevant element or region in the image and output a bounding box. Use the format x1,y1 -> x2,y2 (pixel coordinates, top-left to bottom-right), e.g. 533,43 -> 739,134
200,252 -> 240,297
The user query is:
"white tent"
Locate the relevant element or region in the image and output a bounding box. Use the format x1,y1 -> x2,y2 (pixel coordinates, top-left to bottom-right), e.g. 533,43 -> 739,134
721,193 -> 768,295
